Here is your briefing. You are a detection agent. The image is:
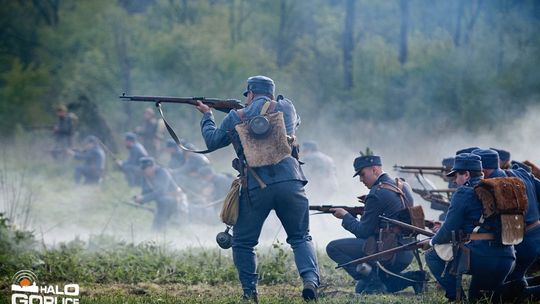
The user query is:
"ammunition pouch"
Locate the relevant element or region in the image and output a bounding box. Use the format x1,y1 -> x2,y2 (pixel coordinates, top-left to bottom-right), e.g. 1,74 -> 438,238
363,232 -> 398,264
220,178 -> 242,226
474,177 -> 528,245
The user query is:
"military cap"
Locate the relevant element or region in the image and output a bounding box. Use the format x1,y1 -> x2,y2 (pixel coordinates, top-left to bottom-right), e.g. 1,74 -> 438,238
84,135 -> 99,144
197,166 -> 215,177
56,104 -> 67,112
490,147 -> 511,161
243,75 -> 275,97
139,157 -> 155,169
455,147 -> 480,155
446,153 -> 482,177
353,155 -> 382,177
166,139 -> 178,148
125,132 -> 137,141
302,141 -> 319,152
442,157 -> 454,169
472,149 -> 500,169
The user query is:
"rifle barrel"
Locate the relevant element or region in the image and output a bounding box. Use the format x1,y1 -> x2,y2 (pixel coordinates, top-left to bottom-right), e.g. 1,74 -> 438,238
379,216 -> 435,237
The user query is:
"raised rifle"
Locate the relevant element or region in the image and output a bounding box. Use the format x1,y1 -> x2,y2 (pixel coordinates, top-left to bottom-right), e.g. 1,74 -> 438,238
119,93 -> 244,113
309,205 -> 365,217
412,188 -> 453,207
393,164 -> 451,179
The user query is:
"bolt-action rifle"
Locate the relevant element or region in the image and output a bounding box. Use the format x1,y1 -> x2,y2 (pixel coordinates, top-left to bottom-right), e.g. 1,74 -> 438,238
379,216 -> 437,237
412,188 -> 454,207
309,205 -> 365,217
119,93 -> 244,113
393,164 -> 451,179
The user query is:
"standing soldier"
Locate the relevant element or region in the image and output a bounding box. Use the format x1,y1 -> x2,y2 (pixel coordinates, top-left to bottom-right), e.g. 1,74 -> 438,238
326,155 -> 424,294
51,104 -> 77,160
118,132 -> 148,187
301,141 -> 338,202
133,157 -> 186,231
195,75 -> 320,301
135,107 -> 163,156
70,135 -> 106,184
425,153 -> 515,302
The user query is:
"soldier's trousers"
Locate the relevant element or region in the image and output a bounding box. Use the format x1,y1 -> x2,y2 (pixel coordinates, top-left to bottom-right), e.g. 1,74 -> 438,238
74,166 -> 101,184
232,180 -> 320,293
152,197 -> 177,231
426,248 -> 514,301
326,238 -> 417,292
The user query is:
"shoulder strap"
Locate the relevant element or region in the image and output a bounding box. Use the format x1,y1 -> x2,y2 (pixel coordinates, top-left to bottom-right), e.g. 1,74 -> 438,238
378,178 -> 410,209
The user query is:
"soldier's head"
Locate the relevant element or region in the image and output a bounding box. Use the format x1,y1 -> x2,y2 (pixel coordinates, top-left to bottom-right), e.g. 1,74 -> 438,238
140,157 -> 155,176
446,153 -> 482,186
472,148 -> 500,178
165,139 -> 180,154
197,166 -> 215,181
455,147 -> 480,155
302,141 -> 319,155
143,107 -> 154,120
55,104 -> 67,117
243,75 -> 275,104
353,155 -> 383,189
83,135 -> 98,149
490,147 -> 511,169
124,132 -> 137,147
441,157 -> 455,182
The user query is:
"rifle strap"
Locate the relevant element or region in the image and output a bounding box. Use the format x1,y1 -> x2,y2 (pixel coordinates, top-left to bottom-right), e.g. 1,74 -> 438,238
375,261 -> 425,283
155,102 -> 212,154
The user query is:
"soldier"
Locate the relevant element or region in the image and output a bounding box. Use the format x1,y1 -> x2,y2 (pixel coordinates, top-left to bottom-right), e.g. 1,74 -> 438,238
135,107 -> 163,156
472,149 -> 540,301
326,155 -> 425,294
195,75 -> 320,301
70,135 -> 105,184
425,153 -> 515,302
133,157 -> 186,231
118,132 -> 148,187
490,147 -> 511,169
51,104 -> 77,160
197,166 -> 234,211
165,139 -> 185,170
428,157 -> 456,221
301,141 -> 338,202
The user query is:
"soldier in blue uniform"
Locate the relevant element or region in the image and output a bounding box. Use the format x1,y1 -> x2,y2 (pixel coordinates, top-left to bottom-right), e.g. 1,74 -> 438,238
195,75 -> 319,301
301,141 -> 338,202
472,148 -> 540,300
425,153 -> 515,302
51,104 -> 77,160
197,166 -> 235,215
71,135 -> 106,184
118,132 -> 148,187
165,139 -> 185,170
490,147 -> 511,169
133,157 -> 186,231
326,155 -> 424,294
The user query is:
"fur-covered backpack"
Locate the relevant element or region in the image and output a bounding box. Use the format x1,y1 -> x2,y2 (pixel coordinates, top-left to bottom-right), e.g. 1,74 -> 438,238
474,177 -> 528,245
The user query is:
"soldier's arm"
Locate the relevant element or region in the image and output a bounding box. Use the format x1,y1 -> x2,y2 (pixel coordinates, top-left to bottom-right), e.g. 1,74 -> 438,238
200,111 -> 237,151
140,170 -> 171,203
431,190 -> 467,244
341,194 -> 382,239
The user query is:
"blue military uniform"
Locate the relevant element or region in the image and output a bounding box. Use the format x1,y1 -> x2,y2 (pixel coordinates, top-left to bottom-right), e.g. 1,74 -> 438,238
474,149 -> 540,299
426,153 -> 515,301
121,132 -> 148,187
326,155 -> 424,294
73,136 -> 106,184
199,76 -> 319,299
139,157 -> 184,231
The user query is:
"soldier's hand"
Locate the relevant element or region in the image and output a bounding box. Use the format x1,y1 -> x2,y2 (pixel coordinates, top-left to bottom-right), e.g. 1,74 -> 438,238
419,239 -> 431,251
329,208 -> 348,219
195,100 -> 211,114
430,221 -> 442,233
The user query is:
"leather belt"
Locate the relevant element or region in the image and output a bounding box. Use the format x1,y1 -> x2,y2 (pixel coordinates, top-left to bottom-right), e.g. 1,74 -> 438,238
526,220 -> 540,232
468,233 -> 495,241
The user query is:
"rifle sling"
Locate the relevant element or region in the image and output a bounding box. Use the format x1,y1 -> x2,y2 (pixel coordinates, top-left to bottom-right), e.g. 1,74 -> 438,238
156,102 -> 212,154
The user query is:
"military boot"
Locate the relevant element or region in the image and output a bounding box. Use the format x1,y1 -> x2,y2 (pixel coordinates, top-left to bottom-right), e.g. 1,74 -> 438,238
241,289 -> 258,303
302,281 -> 318,301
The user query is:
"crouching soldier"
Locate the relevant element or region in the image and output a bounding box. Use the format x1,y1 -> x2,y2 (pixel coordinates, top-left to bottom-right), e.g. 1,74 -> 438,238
327,154 -> 426,294
71,135 -> 105,184
133,157 -> 187,231
426,153 -> 516,302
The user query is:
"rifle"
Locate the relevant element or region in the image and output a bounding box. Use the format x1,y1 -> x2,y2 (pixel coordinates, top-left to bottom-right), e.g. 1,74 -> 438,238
336,238 -> 429,269
119,93 -> 244,113
379,216 -> 436,237
393,165 -> 450,179
412,188 -> 451,207
121,201 -> 154,213
309,205 -> 365,217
